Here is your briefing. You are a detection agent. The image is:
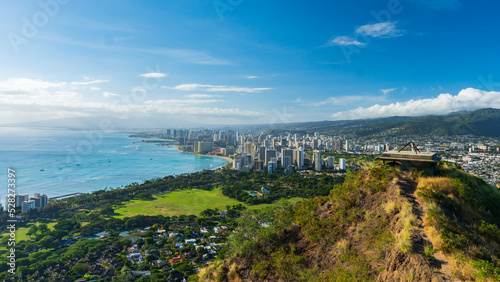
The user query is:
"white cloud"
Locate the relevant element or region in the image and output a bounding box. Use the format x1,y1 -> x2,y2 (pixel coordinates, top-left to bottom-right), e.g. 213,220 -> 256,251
330,88 -> 500,120
143,99 -> 223,106
0,78 -> 67,93
71,79 -> 109,85
90,86 -> 100,91
103,92 -> 120,98
0,77 -> 262,124
166,84 -> 272,93
355,22 -> 403,38
131,86 -> 146,92
327,36 -> 365,46
245,75 -> 259,79
310,95 -> 386,107
184,94 -> 222,98
380,88 -> 397,95
139,73 -> 167,78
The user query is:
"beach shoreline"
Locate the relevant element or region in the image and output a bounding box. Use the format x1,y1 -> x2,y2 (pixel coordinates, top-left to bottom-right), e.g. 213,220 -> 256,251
175,145 -> 233,165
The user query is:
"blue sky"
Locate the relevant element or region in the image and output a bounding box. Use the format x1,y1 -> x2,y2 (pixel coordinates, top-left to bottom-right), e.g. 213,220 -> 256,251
0,0 -> 499,126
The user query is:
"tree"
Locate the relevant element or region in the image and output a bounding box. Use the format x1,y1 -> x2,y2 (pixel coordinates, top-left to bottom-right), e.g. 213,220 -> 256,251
145,254 -> 158,263
38,235 -> 56,249
27,225 -> 38,237
72,262 -> 91,275
38,223 -> 49,234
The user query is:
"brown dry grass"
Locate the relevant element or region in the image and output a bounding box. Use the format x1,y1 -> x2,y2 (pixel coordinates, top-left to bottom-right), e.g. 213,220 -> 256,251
228,262 -> 243,281
417,177 -> 457,197
383,201 -> 399,214
396,202 -> 417,253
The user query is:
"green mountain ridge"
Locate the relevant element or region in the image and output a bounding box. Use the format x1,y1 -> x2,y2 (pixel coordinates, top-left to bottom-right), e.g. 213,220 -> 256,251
198,164 -> 500,281
263,108 -> 500,137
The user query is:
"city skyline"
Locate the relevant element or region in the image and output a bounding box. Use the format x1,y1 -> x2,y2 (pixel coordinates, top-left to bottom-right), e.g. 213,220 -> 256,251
1,0 -> 500,126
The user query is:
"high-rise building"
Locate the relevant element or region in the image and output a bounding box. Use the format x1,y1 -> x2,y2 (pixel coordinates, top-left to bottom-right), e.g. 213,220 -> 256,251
243,142 -> 253,154
258,146 -> 266,161
326,156 -> 335,168
339,158 -> 347,170
281,148 -> 294,168
294,148 -> 304,170
40,194 -> 48,209
345,140 -> 350,152
268,158 -> 277,174
263,139 -> 271,148
271,138 -> 278,148
312,139 -> 319,150
194,141 -> 214,153
16,194 -> 29,208
314,151 -> 322,171
21,200 -> 35,213
254,160 -> 264,171
333,139 -> 341,152
29,196 -> 41,208
265,149 -> 277,167
221,147 -> 235,157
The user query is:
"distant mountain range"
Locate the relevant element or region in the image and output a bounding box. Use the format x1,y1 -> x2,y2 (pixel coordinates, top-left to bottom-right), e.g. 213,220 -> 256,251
0,115 -> 204,130
260,108 -> 500,137
3,108 -> 499,137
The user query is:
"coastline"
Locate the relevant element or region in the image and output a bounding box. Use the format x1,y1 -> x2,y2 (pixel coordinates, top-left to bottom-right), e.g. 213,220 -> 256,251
175,145 -> 233,166
0,128 -> 232,200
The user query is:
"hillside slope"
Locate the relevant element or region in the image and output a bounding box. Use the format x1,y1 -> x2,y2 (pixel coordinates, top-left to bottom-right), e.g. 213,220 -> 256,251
197,165 -> 500,281
261,108 -> 500,137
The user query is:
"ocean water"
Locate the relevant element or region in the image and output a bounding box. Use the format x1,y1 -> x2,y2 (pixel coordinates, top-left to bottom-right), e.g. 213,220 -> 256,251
0,127 -> 228,201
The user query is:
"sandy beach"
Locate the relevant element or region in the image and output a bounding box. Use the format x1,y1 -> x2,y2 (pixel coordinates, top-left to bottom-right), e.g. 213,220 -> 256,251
175,145 -> 233,163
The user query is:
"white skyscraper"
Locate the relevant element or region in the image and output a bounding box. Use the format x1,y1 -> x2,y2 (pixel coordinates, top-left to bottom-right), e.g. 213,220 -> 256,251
294,148 -> 304,170
339,158 -> 347,170
326,156 -> 335,168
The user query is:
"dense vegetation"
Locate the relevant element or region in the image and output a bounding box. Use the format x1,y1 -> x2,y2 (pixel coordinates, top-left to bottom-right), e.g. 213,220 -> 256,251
0,167 -> 344,281
2,159 -> 499,281
199,165 -> 405,281
198,163 -> 500,281
416,163 -> 500,280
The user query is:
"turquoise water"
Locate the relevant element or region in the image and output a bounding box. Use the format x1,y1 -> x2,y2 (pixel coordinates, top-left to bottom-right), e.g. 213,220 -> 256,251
0,127 -> 228,201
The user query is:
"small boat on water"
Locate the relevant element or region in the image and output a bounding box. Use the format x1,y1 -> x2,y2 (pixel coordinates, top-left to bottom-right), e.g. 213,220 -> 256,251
40,169 -> 45,171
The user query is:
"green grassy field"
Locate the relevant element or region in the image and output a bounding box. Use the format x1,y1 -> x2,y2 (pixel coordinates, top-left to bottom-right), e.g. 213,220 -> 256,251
113,188 -> 245,218
114,188 -> 303,218
0,221 -> 56,251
